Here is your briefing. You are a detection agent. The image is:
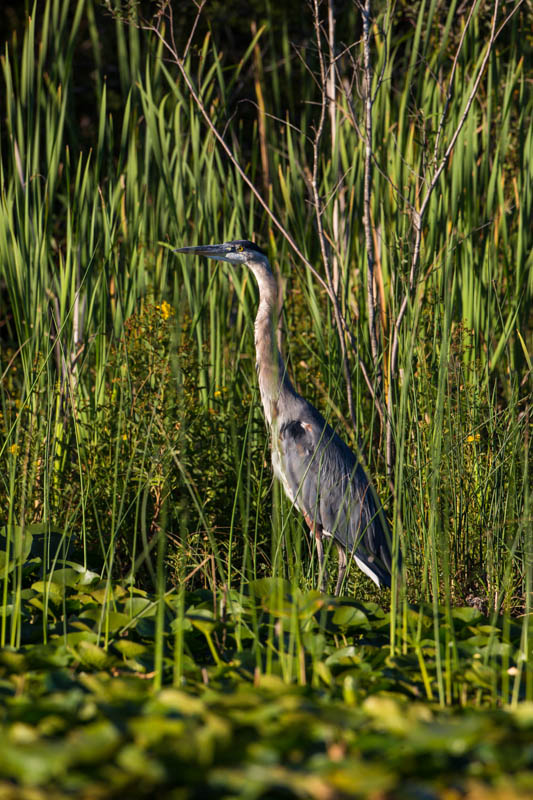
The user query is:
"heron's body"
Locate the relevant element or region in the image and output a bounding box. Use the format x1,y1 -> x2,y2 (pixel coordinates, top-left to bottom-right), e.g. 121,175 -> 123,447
175,240 -> 398,594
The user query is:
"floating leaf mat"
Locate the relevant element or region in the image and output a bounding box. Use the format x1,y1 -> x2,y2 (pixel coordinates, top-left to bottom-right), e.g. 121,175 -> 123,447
0,571 -> 532,798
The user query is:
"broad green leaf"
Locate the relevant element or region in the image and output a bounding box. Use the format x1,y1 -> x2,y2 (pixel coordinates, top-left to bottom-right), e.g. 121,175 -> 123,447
0,525 -> 33,573
76,641 -> 115,670
113,640 -> 149,658
331,605 -> 369,630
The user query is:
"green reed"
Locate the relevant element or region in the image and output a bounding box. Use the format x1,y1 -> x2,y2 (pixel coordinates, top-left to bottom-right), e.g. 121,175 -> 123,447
0,0 -> 531,701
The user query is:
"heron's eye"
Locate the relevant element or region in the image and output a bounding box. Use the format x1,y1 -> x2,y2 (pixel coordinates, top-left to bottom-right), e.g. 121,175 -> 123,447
237,246 -> 244,252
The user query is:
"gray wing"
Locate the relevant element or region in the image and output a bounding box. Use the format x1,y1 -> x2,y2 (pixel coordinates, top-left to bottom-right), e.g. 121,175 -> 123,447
278,412 -> 395,587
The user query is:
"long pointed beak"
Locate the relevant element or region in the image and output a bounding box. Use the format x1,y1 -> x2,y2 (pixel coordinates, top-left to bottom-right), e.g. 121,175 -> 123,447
174,244 -> 230,261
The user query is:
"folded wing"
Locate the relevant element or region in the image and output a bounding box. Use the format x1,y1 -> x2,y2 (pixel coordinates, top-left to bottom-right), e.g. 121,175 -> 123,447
278,413 -> 395,587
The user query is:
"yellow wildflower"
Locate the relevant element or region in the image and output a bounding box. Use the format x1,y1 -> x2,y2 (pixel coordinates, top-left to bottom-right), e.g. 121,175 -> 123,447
159,301 -> 173,320
9,443 -> 19,455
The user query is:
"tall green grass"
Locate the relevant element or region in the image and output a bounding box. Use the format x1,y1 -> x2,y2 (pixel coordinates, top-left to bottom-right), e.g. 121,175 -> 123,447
0,0 -> 531,701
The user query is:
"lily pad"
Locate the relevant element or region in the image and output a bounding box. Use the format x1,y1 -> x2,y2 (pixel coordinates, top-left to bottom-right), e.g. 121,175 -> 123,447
331,605 -> 370,630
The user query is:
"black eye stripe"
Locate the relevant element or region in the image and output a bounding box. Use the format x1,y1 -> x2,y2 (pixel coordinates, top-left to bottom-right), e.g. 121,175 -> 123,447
230,240 -> 267,256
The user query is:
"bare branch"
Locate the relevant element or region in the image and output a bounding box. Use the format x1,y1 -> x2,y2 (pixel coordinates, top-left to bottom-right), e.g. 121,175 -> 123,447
327,0 -> 342,295
183,0 -> 207,61
143,9 -> 333,298
361,0 -> 381,386
310,0 -> 359,433
432,0 -> 478,163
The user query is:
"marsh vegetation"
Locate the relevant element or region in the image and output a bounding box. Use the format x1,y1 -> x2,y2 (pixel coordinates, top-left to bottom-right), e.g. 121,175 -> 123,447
0,0 -> 532,796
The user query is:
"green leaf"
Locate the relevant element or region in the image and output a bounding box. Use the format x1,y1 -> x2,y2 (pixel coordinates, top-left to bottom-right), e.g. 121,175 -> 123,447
63,719 -> 121,764
0,741 -> 68,784
452,607 -> 483,625
31,580 -> 65,605
331,605 -> 369,630
76,641 -> 115,670
187,609 -> 217,635
464,660 -> 497,690
48,568 -> 83,587
0,525 -> 33,573
249,577 -> 292,599
325,646 -> 363,666
116,743 -> 166,781
113,640 -> 149,659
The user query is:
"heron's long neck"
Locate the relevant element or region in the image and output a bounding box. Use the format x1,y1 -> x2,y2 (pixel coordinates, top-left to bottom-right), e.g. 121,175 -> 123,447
249,261 -> 295,427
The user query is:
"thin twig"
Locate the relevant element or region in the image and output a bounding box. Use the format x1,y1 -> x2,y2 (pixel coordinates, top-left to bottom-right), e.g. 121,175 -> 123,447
183,0 -> 207,61
362,0 -> 381,386
143,10 -> 333,298
432,0 -> 478,163
310,0 -> 359,432
327,0 -> 342,295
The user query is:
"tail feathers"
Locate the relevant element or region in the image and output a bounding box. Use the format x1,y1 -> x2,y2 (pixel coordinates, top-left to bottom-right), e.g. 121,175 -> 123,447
353,550 -> 392,588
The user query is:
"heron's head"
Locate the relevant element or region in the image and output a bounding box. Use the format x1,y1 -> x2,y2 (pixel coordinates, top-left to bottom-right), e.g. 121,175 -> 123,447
174,240 -> 268,265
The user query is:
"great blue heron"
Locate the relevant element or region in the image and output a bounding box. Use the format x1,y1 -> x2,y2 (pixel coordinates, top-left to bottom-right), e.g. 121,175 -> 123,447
175,240 -> 399,595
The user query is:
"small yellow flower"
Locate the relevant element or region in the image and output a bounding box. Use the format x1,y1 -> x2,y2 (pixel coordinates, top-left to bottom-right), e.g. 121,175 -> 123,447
159,301 -> 173,320
214,390 -> 222,399
9,444 -> 19,456
466,433 -> 481,443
